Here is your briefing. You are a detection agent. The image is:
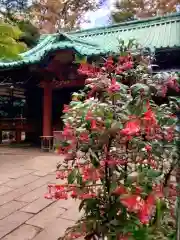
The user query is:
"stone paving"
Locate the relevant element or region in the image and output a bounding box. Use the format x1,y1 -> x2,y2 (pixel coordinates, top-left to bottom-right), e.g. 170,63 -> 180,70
0,147 -> 81,240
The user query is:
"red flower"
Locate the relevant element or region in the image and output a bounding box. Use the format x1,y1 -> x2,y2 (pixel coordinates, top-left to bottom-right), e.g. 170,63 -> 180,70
121,194 -> 156,224
44,193 -> 53,199
79,193 -> 97,199
79,132 -> 89,142
91,119 -> 97,130
108,77 -> 121,93
161,85 -> 168,97
153,184 -> 164,198
62,124 -> 73,137
111,78 -> 116,85
138,194 -> 155,224
70,232 -> 83,239
108,83 -> 120,93
63,104 -> 69,113
104,57 -> 114,72
120,195 -> 142,212
143,108 -> 157,125
78,63 -> 96,77
115,66 -> 123,74
113,185 -> 128,195
134,186 -> 143,195
122,61 -> 133,70
82,167 -> 100,181
121,120 -> 140,136
56,171 -> 66,180
145,145 -> 152,152
54,191 -> 68,200
138,203 -> 152,224
85,110 -> 93,121
118,56 -> 125,63
71,191 -> 78,199
167,77 -> 180,92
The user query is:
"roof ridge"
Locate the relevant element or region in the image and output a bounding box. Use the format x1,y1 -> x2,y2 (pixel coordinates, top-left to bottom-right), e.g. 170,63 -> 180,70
20,35 -> 55,58
69,12 -> 180,36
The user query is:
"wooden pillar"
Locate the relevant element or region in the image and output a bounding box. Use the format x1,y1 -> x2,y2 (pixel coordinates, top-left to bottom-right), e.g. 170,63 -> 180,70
43,82 -> 52,136
15,131 -> 21,144
0,130 -> 2,144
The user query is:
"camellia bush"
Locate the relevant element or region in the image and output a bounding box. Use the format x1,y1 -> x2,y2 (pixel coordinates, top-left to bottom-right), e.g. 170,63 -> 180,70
45,46 -> 179,240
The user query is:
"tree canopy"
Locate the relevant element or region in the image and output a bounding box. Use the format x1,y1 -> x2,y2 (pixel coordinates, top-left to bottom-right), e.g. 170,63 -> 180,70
29,0 -> 98,33
0,0 -> 98,33
0,22 -> 27,60
112,0 -> 180,23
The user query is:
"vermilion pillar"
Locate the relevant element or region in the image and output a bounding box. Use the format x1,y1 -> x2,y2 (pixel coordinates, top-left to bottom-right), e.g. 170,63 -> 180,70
43,82 -> 52,136
15,131 -> 21,143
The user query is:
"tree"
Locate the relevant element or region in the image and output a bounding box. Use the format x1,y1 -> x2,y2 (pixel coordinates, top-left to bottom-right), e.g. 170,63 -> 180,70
0,22 -> 27,60
29,0 -> 98,33
0,0 -> 40,47
112,0 -> 180,23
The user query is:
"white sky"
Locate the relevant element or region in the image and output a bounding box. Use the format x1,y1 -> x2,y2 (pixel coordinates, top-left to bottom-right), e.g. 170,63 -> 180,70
81,0 -> 115,29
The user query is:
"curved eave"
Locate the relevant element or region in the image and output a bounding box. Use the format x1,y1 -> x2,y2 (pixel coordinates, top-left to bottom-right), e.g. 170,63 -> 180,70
0,37 -> 107,70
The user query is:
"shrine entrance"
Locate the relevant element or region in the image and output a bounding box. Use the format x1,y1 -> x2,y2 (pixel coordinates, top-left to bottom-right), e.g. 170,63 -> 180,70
0,49 -> 87,150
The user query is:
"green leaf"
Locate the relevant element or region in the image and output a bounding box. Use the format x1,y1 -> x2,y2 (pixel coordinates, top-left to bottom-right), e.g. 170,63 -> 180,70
89,149 -> 100,167
131,83 -> 150,97
76,172 -> 83,185
132,227 -> 149,240
68,169 -> 76,184
79,199 -> 86,211
143,168 -> 162,178
105,119 -> 112,129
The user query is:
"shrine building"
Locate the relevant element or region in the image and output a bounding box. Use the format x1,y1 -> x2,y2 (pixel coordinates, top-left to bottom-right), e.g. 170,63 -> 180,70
0,13 -> 180,150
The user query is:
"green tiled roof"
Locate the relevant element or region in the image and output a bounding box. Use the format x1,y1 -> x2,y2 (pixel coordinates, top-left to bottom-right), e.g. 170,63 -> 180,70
69,13 -> 180,52
0,13 -> 180,69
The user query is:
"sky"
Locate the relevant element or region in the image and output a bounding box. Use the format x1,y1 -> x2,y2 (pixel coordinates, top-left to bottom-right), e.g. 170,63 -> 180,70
81,1 -> 180,29
81,0 -> 115,29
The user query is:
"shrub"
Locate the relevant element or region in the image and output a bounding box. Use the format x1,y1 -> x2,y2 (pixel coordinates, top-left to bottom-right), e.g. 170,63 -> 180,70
45,47 -> 179,240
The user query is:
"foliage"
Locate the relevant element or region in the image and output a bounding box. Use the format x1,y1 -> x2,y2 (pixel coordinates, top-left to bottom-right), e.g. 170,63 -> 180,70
28,0 -> 98,33
0,21 -> 27,60
0,0 -> 39,47
45,43 -> 179,239
15,19 -> 40,47
112,0 -> 180,23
